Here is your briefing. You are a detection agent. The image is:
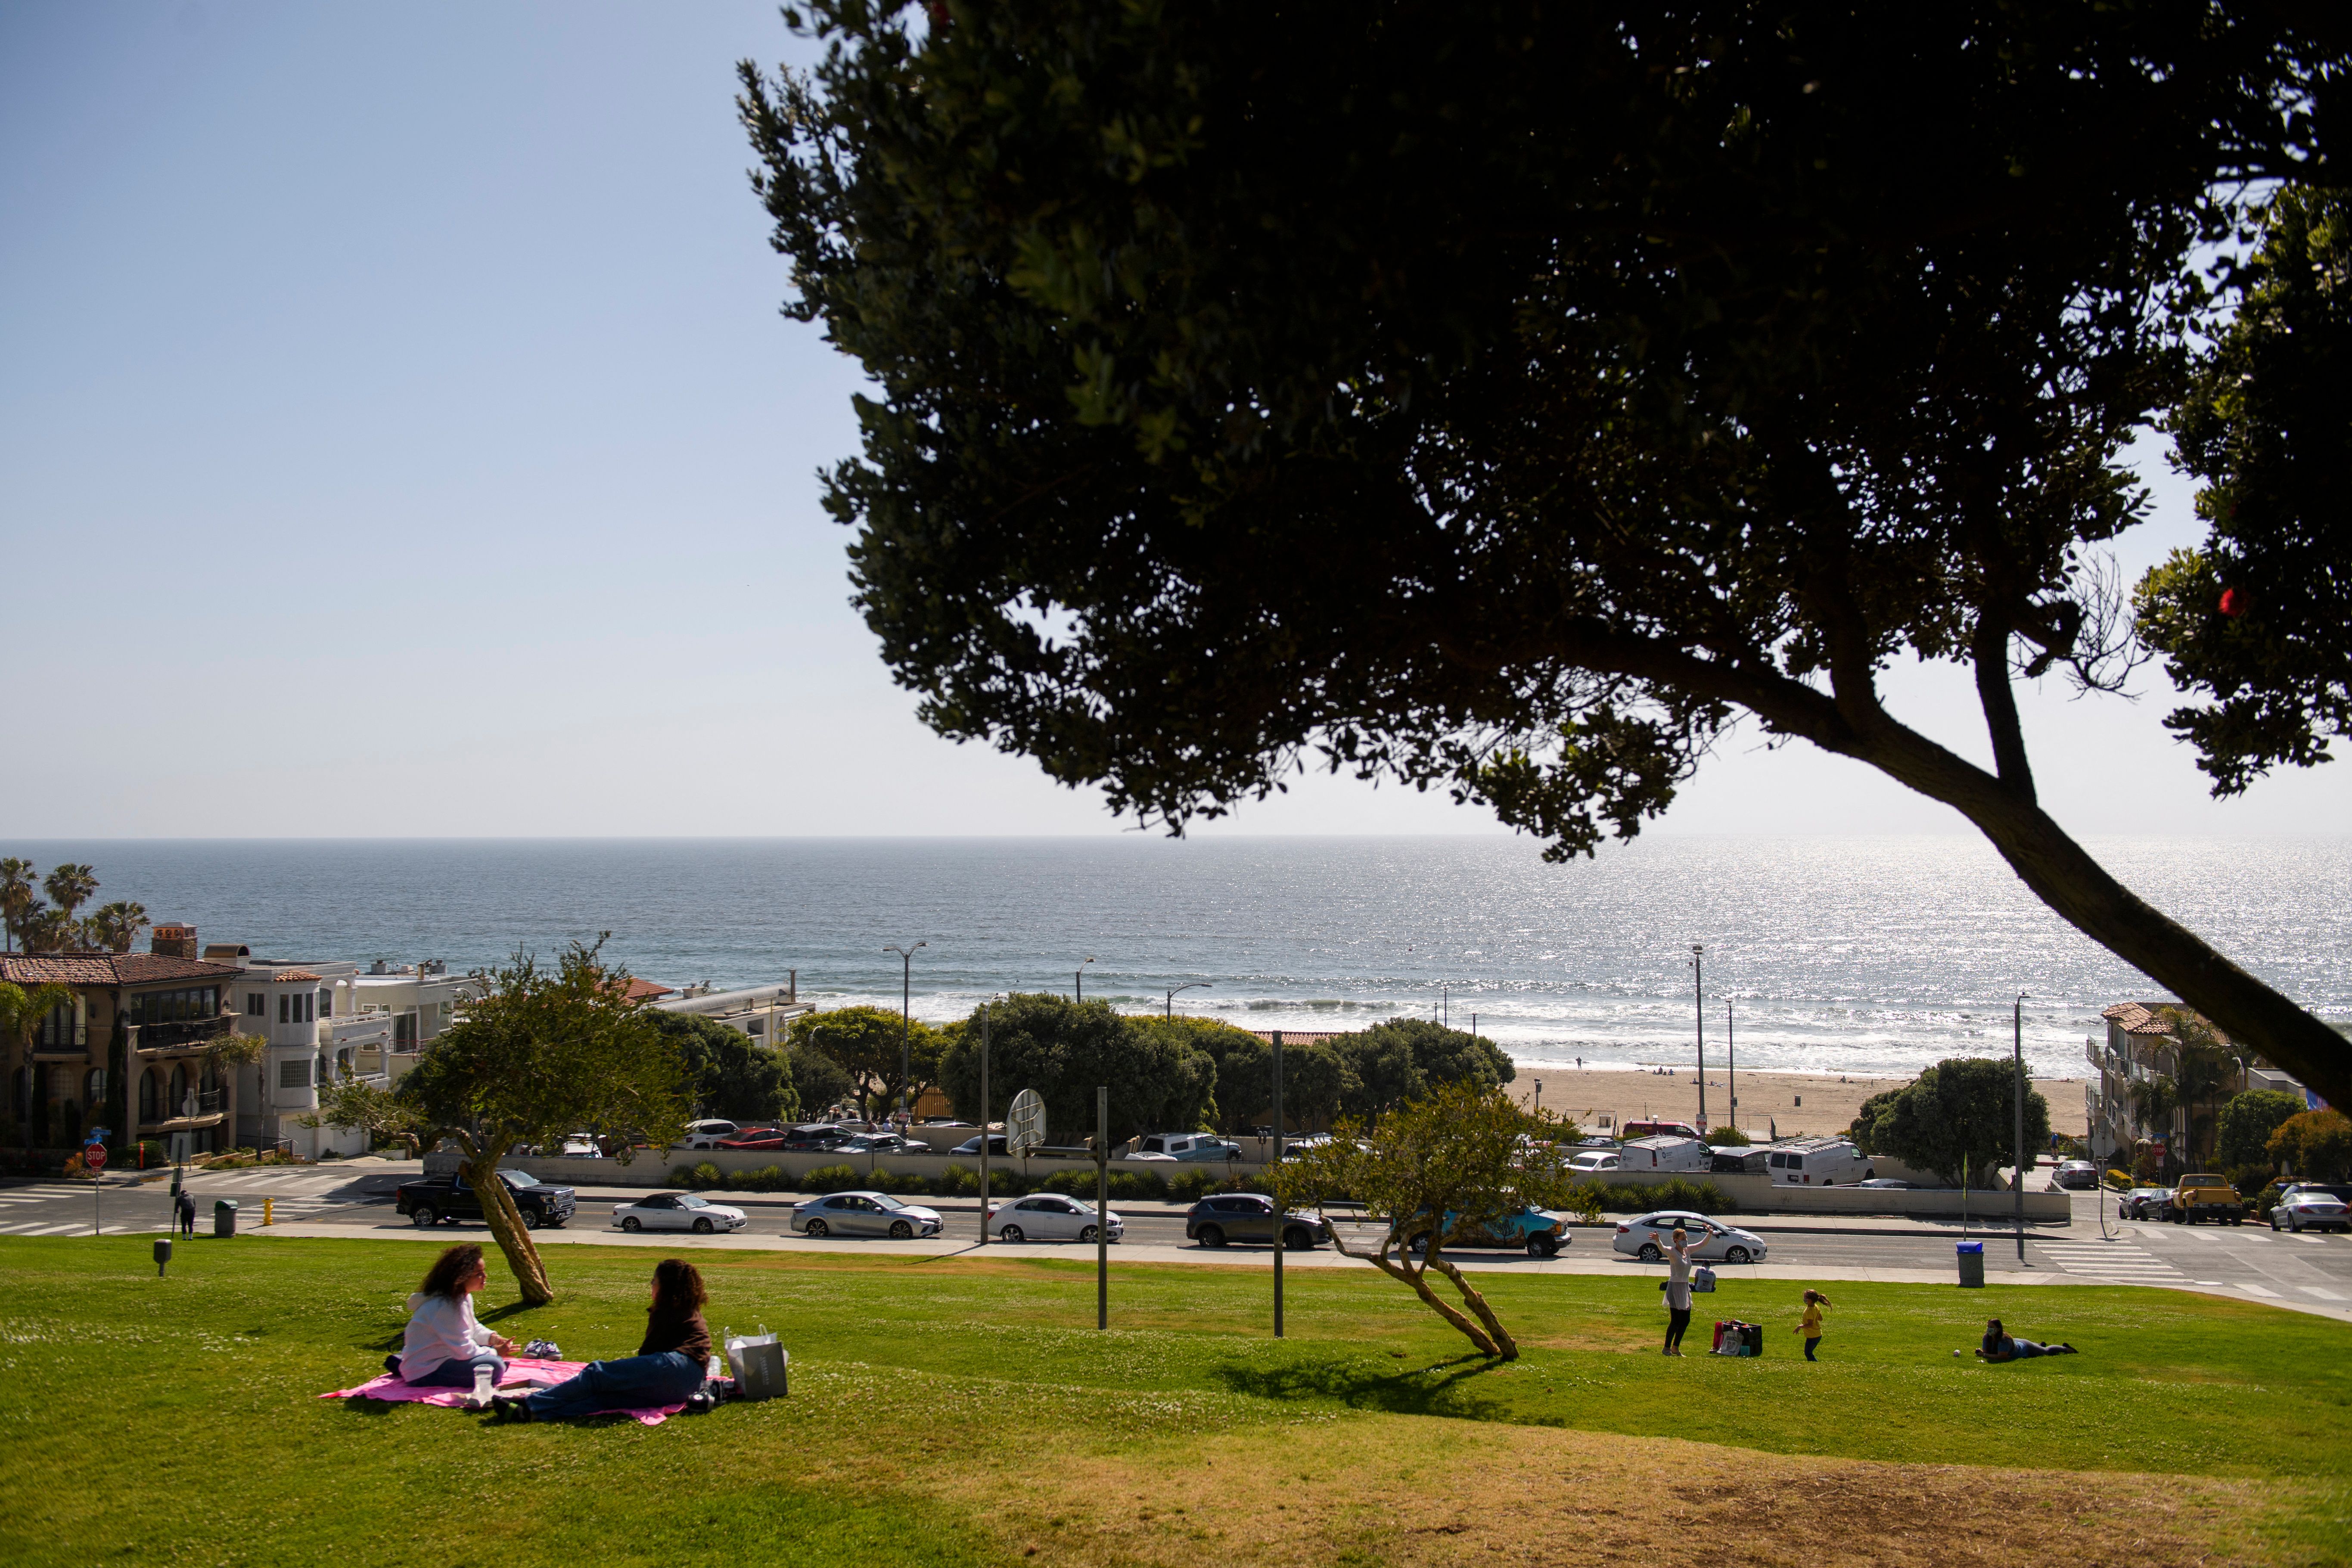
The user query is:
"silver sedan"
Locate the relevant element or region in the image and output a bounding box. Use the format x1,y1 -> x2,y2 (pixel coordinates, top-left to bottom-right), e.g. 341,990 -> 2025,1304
790,1190 -> 945,1239
987,1193 -> 1124,1244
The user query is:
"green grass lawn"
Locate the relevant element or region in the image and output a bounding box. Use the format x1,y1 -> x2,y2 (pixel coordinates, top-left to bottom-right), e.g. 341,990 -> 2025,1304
3,1234 -> 2346,1567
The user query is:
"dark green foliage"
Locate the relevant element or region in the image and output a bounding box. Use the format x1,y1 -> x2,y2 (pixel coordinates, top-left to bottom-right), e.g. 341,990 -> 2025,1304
1856,1060 -> 2051,1187
652,1012 -> 797,1126
1578,1177 -> 1732,1216
937,993 -> 1215,1143
1162,1167 -> 1224,1204
789,1005 -> 947,1119
724,1164 -> 795,1193
788,1043 -> 857,1119
870,1167 -> 932,1195
2217,1090 -> 2306,1171
1849,1088 -> 1902,1155
930,1163 -> 979,1197
798,1163 -> 866,1195
671,1161 -> 726,1190
2138,189 -> 2352,796
739,0 -> 2352,1109
1704,1127 -> 1752,1147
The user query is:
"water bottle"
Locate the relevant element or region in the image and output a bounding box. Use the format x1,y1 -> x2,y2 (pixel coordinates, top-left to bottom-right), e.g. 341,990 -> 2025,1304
707,1351 -> 725,1382
471,1364 -> 494,1408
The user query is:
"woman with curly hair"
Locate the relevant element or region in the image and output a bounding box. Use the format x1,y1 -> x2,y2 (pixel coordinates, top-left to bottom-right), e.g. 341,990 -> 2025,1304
495,1258 -> 711,1422
390,1244 -> 516,1385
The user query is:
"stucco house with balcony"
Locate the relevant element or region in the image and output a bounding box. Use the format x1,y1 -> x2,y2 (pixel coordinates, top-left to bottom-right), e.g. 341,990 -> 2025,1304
2085,1000 -> 2313,1166
3,924 -> 246,1158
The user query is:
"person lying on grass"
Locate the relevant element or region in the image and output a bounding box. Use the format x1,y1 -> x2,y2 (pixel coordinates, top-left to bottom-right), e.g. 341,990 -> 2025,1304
388,1244 -> 518,1387
493,1258 -> 711,1423
1976,1316 -> 2079,1362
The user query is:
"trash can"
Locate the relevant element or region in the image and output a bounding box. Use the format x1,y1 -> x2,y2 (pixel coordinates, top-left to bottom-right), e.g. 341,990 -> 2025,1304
212,1199 -> 238,1238
1956,1239 -> 1985,1288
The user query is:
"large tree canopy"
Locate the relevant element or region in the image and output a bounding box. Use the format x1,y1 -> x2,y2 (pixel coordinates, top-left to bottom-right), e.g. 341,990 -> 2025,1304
744,2 -> 2351,1105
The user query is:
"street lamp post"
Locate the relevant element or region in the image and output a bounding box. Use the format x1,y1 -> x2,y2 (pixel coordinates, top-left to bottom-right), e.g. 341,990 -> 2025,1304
1164,981 -> 1211,1018
2014,991 -> 2027,1263
1075,956 -> 1095,1003
1690,945 -> 1707,1133
884,942 -> 926,1128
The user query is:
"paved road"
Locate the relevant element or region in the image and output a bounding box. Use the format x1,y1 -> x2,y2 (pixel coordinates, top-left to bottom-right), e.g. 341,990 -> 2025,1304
10,1174 -> 2349,1313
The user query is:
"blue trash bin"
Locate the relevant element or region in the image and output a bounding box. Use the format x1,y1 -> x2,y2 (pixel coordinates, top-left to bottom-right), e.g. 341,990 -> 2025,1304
1956,1239 -> 1985,1288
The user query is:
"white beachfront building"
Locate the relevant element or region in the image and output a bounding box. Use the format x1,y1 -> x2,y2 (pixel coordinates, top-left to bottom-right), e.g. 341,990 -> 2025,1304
204,944 -> 482,1157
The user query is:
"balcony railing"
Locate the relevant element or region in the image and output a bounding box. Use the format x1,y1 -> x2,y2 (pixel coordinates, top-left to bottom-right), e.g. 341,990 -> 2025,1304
134,1016 -> 236,1051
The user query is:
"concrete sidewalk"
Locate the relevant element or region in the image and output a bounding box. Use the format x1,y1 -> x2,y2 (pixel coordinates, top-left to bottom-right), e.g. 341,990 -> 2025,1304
242,1215 -> 2352,1324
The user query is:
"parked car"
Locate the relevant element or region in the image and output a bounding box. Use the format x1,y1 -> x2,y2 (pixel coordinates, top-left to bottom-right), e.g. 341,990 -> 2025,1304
677,1119 -> 740,1150
2169,1173 -> 2243,1225
396,1169 -> 576,1231
1610,1209 -> 1769,1265
1129,1132 -> 1242,1162
1761,1138 -> 1875,1186
1567,1149 -> 1622,1175
2270,1184 -> 2352,1233
789,1190 -> 945,1239
1857,1178 -> 1912,1189
949,1133 -> 1013,1158
838,1132 -> 929,1157
727,1123 -> 855,1152
611,1192 -> 749,1234
2119,1186 -> 2173,1220
1618,1120 -> 1701,1142
1184,1192 -> 1327,1249
1412,1204 -> 1573,1258
552,1132 -> 603,1158
2053,1159 -> 2100,1190
987,1193 -> 1124,1244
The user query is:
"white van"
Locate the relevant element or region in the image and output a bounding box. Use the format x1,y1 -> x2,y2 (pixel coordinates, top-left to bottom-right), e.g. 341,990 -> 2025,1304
1763,1138 -> 1874,1186
1619,1135 -> 1715,1173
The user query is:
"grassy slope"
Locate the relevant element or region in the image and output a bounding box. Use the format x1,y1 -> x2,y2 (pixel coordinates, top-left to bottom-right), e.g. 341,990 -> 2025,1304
3,1236 -> 2346,1567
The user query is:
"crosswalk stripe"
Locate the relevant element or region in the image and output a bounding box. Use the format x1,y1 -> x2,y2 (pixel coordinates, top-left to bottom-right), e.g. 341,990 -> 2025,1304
2302,1287 -> 2346,1301
2237,1282 -> 2279,1297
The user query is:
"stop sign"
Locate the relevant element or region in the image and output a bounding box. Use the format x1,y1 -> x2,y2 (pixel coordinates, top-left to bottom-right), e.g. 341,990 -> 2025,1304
84,1143 -> 107,1171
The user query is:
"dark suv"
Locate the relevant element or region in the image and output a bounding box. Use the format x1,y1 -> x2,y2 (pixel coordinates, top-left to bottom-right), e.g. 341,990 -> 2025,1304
395,1168 -> 576,1230
1185,1192 -> 1327,1250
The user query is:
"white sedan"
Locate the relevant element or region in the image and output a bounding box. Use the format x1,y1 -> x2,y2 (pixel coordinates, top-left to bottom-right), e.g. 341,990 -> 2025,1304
611,1192 -> 749,1234
1567,1150 -> 1622,1174
2271,1189 -> 2351,1233
987,1193 -> 1125,1244
1611,1209 -> 1769,1265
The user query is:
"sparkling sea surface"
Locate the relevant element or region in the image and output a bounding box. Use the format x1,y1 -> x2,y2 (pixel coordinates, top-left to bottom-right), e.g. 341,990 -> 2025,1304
6,835 -> 2343,1081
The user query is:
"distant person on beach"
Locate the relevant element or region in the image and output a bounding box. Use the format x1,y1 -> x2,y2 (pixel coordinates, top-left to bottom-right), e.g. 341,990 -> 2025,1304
1976,1317 -> 2077,1361
1662,1226 -> 1694,1355
391,1244 -> 516,1385
1797,1289 -> 1830,1360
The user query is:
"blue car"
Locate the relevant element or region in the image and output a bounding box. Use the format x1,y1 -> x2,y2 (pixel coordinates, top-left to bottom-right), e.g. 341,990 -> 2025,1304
1406,1204 -> 1572,1258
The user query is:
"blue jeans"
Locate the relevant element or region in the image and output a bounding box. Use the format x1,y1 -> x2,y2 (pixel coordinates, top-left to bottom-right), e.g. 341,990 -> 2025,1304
404,1351 -> 507,1387
1804,1337 -> 1820,1361
2011,1338 -> 2049,1359
524,1351 -> 702,1420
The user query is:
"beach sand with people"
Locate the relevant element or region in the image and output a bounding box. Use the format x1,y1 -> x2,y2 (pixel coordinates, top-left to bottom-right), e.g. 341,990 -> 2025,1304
1507,1065 -> 2088,1141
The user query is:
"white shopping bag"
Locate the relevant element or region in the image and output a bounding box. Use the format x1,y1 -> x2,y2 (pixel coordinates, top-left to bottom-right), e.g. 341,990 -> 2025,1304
726,1332 -> 789,1400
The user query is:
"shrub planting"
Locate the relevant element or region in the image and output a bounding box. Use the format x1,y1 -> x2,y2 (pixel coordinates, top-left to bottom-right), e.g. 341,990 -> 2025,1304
872,1167 -> 932,1195
799,1163 -> 864,1194
1107,1168 -> 1166,1201
1162,1167 -> 1224,1203
670,1161 -> 726,1189
726,1164 -> 793,1193
930,1163 -> 979,1196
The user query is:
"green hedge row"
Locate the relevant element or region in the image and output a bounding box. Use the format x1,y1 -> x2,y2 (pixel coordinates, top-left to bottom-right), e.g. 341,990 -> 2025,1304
665,1160 -> 1248,1202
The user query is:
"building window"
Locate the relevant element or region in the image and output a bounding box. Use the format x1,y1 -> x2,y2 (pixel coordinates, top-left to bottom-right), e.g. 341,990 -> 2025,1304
247,993 -> 265,1016
84,1068 -> 106,1103
39,1002 -> 73,1049
277,1058 -> 310,1090
320,990 -> 332,1019
139,1071 -> 160,1124
394,1012 -> 417,1046
279,994 -> 289,1025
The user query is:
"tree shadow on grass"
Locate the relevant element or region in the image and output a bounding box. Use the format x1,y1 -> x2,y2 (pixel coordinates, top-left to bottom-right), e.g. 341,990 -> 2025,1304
1212,1352 -> 1512,1419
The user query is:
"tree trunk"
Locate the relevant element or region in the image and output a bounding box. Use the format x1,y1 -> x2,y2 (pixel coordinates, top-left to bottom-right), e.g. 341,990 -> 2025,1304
1329,1221 -> 1498,1356
1836,714 -> 2351,1111
1420,1240 -> 1519,1361
460,1143 -> 552,1306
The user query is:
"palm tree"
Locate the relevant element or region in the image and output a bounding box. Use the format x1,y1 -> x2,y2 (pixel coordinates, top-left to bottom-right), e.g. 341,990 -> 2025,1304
42,865 -> 98,926
0,860 -> 35,952
19,908 -> 73,954
0,980 -> 75,1136
88,901 -> 149,954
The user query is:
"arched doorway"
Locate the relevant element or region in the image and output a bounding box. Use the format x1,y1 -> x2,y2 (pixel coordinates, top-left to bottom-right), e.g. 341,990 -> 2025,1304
140,1069 -> 162,1126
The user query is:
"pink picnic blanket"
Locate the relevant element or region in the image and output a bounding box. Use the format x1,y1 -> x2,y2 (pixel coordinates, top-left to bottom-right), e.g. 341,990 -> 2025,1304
319,1357 -> 689,1426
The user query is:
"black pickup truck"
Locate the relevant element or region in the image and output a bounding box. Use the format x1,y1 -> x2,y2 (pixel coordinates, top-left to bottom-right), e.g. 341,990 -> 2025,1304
395,1169 -> 577,1230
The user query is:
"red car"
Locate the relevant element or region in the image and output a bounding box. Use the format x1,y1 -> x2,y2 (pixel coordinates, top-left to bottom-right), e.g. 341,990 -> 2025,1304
716,1127 -> 786,1150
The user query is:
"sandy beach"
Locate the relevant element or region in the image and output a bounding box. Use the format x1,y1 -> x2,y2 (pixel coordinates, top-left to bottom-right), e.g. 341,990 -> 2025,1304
1507,1066 -> 2087,1141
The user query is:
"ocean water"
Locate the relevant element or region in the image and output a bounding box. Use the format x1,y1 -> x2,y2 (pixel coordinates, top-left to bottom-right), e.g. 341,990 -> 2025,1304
6,835 -> 2344,1081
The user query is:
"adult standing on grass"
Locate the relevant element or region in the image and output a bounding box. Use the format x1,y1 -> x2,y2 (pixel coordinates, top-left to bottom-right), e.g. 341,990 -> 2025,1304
1798,1289 -> 1831,1361
175,1190 -> 195,1236
495,1258 -> 710,1423
1662,1226 -> 1694,1356
391,1245 -> 516,1386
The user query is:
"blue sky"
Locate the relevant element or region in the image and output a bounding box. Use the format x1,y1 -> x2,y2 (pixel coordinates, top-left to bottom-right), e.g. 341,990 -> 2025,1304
2,2 -> 2340,840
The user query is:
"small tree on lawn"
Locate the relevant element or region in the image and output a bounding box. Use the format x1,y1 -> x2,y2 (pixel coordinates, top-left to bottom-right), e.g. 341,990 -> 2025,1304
1854,1058 -> 2050,1187
1266,1083 -> 1575,1362
397,938 -> 691,1305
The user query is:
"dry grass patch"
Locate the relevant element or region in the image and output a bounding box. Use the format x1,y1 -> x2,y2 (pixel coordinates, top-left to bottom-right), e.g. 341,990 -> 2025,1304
915,1414 -> 2280,1568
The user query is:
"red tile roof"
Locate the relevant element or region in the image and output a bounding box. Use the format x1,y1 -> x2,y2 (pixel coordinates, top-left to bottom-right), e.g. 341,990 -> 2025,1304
266,969 -> 324,983
0,953 -> 244,987
2103,1000 -> 2231,1044
621,977 -> 677,1003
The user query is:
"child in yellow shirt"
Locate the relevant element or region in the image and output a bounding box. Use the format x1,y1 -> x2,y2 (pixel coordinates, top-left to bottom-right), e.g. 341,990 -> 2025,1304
1798,1289 -> 1830,1361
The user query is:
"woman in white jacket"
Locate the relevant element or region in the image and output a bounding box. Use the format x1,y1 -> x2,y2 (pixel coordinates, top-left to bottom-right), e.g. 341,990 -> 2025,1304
389,1244 -> 517,1386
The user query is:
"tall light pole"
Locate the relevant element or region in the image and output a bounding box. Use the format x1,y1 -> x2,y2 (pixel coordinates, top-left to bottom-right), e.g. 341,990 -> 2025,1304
1727,1000 -> 1737,1134
1164,981 -> 1211,1018
884,942 -> 926,1127
1272,1029 -> 1285,1339
1690,945 -> 1707,1133
2014,990 -> 2028,1263
1075,956 -> 1095,1003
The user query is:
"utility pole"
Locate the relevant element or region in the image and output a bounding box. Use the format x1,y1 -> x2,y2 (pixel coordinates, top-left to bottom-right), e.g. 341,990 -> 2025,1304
1691,945 -> 1707,1132
1164,981 -> 1211,1018
2015,991 -> 2028,1263
1727,1000 -> 1737,1133
1096,1085 -> 1109,1330
978,1000 -> 991,1247
884,942 -> 926,1128
1271,1029 -> 1284,1339
1076,956 -> 1094,1003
